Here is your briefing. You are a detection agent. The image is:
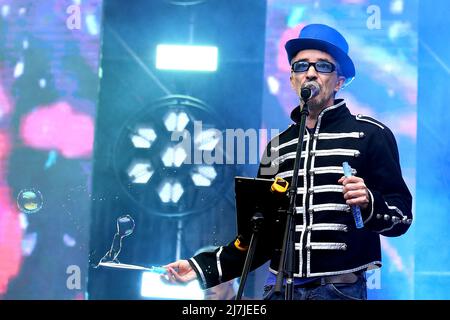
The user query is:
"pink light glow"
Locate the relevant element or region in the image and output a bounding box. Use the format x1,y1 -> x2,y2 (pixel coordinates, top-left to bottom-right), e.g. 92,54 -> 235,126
0,84 -> 13,118
0,131 -> 22,295
277,24 -> 304,72
380,237 -> 405,272
380,237 -> 413,280
394,113 -> 417,141
19,101 -> 94,158
340,93 -> 376,117
0,190 -> 22,295
341,93 -> 416,141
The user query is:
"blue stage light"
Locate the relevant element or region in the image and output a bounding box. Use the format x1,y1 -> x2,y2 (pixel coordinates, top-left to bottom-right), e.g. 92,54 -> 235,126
156,44 -> 218,72
140,271 -> 204,299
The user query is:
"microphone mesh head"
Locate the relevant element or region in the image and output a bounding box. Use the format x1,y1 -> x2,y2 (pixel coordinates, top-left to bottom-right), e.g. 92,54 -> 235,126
300,87 -> 312,100
300,81 -> 320,100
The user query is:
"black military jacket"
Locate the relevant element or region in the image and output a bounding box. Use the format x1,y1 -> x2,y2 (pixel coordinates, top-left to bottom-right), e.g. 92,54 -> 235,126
189,99 -> 413,289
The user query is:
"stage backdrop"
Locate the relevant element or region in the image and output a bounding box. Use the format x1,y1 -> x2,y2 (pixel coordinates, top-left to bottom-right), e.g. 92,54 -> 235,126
0,0 -> 449,300
0,0 -> 102,299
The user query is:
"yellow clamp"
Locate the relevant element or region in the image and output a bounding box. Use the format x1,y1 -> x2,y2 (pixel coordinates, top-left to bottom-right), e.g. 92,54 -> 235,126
271,177 -> 289,193
234,236 -> 249,251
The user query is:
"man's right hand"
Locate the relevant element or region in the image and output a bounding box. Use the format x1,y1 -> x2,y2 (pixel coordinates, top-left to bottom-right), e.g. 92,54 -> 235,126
163,260 -> 198,284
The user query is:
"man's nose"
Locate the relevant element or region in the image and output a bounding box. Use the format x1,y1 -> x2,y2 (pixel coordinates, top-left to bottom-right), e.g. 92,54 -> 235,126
306,64 -> 318,80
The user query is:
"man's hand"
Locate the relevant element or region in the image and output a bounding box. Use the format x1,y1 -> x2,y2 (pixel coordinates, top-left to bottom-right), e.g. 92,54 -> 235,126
338,175 -> 369,210
162,260 -> 197,284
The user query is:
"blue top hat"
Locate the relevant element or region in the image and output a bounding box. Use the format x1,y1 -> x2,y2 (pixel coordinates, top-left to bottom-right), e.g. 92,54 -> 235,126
285,24 -> 355,81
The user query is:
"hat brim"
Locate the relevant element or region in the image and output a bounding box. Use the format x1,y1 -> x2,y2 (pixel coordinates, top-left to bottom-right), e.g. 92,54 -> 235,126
285,38 -> 355,80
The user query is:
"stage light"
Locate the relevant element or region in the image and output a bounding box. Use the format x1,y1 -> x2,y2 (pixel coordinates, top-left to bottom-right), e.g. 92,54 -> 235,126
140,271 -> 204,299
156,44 -> 218,72
287,7 -> 305,28
158,180 -> 184,203
388,22 -> 410,40
161,145 -> 187,167
1,5 -> 10,18
114,95 -> 232,217
127,161 -> 154,184
130,127 -> 157,149
165,0 -> 209,6
390,0 -> 404,14
164,111 -> 189,132
191,165 -> 217,187
267,76 -> 280,95
85,13 -> 99,35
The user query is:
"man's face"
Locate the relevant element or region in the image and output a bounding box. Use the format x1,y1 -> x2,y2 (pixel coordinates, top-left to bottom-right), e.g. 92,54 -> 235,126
290,49 -> 345,110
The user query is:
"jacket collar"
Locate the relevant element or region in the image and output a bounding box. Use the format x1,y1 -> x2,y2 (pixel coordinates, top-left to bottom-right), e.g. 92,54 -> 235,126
290,99 -> 349,125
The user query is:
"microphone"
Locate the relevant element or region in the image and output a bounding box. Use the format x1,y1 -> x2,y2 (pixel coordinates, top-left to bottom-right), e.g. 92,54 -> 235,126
300,81 -> 320,101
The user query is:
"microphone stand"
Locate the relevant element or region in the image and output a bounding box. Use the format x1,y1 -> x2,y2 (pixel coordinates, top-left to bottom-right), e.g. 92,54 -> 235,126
235,212 -> 264,300
273,93 -> 310,300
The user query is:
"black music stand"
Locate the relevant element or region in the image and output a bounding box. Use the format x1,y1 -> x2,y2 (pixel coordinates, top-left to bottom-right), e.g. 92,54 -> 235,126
233,176 -> 288,300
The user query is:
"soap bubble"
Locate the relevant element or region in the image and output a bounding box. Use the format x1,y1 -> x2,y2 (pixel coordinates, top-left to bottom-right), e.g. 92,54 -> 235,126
17,189 -> 43,214
117,214 -> 135,237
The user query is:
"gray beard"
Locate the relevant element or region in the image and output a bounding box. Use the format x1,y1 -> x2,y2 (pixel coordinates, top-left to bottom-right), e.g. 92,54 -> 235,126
306,92 -> 334,111
306,97 -> 327,111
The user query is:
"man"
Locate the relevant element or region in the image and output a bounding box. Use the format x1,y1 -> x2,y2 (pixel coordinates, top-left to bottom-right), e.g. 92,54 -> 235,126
164,24 -> 413,300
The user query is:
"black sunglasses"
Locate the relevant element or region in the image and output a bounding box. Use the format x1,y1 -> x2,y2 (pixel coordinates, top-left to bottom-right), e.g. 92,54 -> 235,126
291,60 -> 336,73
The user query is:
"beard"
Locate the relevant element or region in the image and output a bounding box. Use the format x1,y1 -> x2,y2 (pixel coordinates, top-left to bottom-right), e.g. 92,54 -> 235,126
305,88 -> 334,111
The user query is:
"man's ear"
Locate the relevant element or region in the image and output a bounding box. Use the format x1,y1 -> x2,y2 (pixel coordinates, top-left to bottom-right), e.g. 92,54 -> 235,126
335,76 -> 346,92
290,74 -> 296,90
